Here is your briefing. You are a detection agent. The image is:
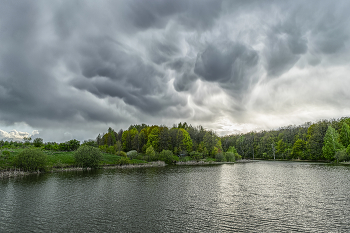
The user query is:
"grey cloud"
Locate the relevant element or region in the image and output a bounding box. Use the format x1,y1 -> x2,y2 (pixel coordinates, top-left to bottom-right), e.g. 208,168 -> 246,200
194,41 -> 259,96
1,0 -> 350,142
124,0 -> 223,31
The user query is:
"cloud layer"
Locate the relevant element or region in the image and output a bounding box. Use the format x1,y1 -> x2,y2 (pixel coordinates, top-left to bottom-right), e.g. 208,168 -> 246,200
1,0 -> 350,141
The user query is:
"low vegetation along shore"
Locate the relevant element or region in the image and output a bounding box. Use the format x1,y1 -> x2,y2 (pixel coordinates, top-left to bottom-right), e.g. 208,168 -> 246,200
0,146 -> 238,178
2,117 -> 350,178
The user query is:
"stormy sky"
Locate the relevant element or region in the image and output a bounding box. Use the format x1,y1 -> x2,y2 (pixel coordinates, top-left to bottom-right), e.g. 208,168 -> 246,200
1,0 -> 350,142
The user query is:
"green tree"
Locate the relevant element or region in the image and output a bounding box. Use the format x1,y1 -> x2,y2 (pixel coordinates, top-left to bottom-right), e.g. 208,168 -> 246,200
147,127 -> 160,152
13,148 -> 48,171
322,126 -> 343,161
74,145 -> 103,169
33,138 -> 43,147
340,122 -> 350,148
67,139 -> 80,151
138,129 -> 148,153
178,128 -> 193,153
122,129 -> 137,152
291,139 -> 307,159
159,149 -> 178,164
146,145 -> 156,161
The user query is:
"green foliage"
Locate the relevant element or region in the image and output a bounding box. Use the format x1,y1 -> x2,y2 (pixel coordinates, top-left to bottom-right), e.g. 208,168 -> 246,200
179,156 -> 192,162
146,145 -> 156,161
146,127 -> 160,152
127,150 -> 138,159
122,128 -> 138,151
116,157 -> 131,165
340,122 -> 350,148
291,139 -> 307,159
2,150 -> 10,157
107,146 -> 115,154
74,145 -> 103,169
335,149 -> 349,162
179,128 -> 193,153
322,126 -> 344,161
44,142 -> 59,151
81,139 -> 98,147
235,153 -> 242,160
13,148 -> 48,171
225,152 -> 235,162
215,153 -> 225,162
116,151 -> 127,157
114,141 -> 122,152
159,149 -> 178,164
189,151 -> 202,161
33,138 -> 43,147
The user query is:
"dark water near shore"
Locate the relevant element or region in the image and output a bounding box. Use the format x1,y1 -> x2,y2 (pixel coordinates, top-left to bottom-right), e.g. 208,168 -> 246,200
1,161 -> 350,232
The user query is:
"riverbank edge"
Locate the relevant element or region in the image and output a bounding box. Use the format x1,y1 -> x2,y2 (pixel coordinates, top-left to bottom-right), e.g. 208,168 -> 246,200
0,161 -> 167,179
176,161 -> 235,165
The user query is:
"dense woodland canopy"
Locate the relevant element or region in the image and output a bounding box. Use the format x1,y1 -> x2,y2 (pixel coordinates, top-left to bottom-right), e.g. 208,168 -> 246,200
95,117 -> 350,162
1,117 -> 350,162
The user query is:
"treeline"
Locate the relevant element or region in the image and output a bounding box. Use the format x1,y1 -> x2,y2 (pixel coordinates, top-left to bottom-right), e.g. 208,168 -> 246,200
96,122 -> 225,159
2,117 -> 350,163
221,117 -> 350,162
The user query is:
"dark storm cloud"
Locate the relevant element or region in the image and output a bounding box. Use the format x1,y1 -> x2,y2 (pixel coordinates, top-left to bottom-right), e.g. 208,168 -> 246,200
1,0 -> 350,141
194,41 -> 259,97
124,0 -> 222,31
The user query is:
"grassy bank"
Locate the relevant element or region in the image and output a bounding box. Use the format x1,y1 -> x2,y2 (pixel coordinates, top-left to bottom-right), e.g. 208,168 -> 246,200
0,148 -> 147,171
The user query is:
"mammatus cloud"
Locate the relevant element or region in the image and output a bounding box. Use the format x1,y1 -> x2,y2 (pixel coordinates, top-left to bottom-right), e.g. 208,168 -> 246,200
0,0 -> 350,142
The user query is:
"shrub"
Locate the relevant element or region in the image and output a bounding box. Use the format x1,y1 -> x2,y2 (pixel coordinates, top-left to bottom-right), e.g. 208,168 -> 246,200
107,146 -> 115,154
215,153 -> 225,162
2,150 -> 10,157
146,145 -> 156,161
335,149 -> 350,162
235,153 -> 242,160
13,148 -> 48,171
159,150 -> 178,164
225,152 -> 235,162
116,151 -> 127,157
190,151 -> 202,161
74,145 -> 102,169
127,150 -> 138,159
116,157 -> 131,165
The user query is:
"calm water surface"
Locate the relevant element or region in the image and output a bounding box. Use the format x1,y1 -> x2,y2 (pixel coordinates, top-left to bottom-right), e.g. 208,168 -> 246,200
1,161 -> 350,232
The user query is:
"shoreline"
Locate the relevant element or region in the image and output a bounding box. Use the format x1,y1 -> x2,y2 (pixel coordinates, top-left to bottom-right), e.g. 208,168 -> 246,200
176,161 -> 235,165
0,161 -> 167,179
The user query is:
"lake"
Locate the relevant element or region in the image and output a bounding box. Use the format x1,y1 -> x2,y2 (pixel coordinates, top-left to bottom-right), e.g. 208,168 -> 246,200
1,161 -> 350,232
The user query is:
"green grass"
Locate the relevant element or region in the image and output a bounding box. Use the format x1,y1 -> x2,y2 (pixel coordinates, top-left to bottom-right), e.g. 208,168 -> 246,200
0,148 -> 148,170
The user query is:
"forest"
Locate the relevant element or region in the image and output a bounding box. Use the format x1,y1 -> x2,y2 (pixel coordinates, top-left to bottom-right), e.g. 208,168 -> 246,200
1,117 -> 350,165
95,117 -> 350,162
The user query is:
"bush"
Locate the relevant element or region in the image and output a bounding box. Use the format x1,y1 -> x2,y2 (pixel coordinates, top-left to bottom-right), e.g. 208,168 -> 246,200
235,153 -> 242,160
159,150 -> 178,164
335,149 -> 350,162
13,148 -> 48,171
127,150 -> 138,159
107,146 -> 115,154
74,145 -> 103,169
116,151 -> 127,157
215,153 -> 225,162
225,152 -> 235,162
116,157 -> 131,165
146,145 -> 156,161
2,150 -> 10,157
190,151 -> 202,161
